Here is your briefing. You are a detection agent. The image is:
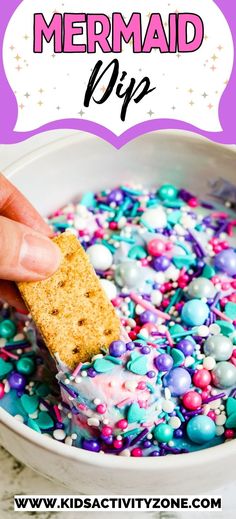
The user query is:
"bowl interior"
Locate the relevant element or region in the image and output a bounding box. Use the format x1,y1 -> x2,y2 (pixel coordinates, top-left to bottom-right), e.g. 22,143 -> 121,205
1,131 -> 236,492
5,131 -> 236,217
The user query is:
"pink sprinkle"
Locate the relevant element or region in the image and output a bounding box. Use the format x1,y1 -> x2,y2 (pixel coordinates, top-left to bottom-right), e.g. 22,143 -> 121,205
72,362 -> 82,378
116,398 -> 133,409
54,405 -> 63,423
1,348 -> 19,360
129,292 -> 171,321
165,329 -> 174,347
211,307 -> 233,323
154,418 -> 165,426
78,403 -> 87,411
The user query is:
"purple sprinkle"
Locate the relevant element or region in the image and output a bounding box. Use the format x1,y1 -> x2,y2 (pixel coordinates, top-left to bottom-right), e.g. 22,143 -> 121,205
203,392 -> 225,404
130,428 -> 149,446
229,388 -> 236,398
60,383 -> 79,398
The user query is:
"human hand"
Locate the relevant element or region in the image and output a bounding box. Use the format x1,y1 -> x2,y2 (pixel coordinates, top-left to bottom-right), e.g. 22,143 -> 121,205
0,173 -> 61,311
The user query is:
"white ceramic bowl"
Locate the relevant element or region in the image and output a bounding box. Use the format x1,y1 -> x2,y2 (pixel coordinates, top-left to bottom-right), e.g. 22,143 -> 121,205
0,132 -> 236,494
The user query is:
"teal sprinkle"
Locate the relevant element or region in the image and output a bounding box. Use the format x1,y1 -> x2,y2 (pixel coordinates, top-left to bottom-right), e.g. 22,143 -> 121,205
130,201 -> 140,217
111,235 -> 135,244
159,411 -> 166,419
80,192 -> 96,208
101,240 -> 116,253
167,210 -> 182,226
127,355 -> 148,376
175,408 -> 185,422
146,200 -> 159,208
98,204 -> 114,212
170,330 -> 195,339
157,373 -> 163,385
27,418 -> 41,434
175,241 -> 192,255
137,333 -> 149,341
127,403 -> 146,423
114,199 -> 131,221
140,218 -> 155,232
165,288 -> 182,313
163,200 -> 184,208
128,245 -> 147,259
105,356 -> 123,365
146,382 -> 155,394
122,428 -> 141,437
53,222 -> 71,229
128,300 -> 135,318
93,359 -> 115,373
121,186 -> 143,196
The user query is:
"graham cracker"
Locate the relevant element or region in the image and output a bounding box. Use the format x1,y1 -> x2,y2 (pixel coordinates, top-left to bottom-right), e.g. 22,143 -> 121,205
18,232 -> 120,369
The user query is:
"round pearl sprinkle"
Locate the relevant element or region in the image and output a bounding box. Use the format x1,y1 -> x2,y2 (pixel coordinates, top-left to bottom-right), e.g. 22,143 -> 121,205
147,238 -> 166,257
115,261 -> 141,288
163,367 -> 191,396
187,415 -> 216,444
154,354 -> 173,372
187,278 -> 216,299
0,319 -> 17,339
181,299 -> 210,327
176,339 -> 195,356
193,369 -> 211,389
158,184 -> 178,201
86,244 -> 113,271
152,256 -> 171,272
182,391 -> 202,410
109,340 -> 126,357
8,372 -> 26,390
204,335 -> 233,362
141,207 -> 167,229
211,361 -> 236,389
214,249 -> 236,276
153,423 -> 174,443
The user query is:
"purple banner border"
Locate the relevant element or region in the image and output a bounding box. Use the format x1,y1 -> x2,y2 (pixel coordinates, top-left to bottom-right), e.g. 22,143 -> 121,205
0,0 -> 235,149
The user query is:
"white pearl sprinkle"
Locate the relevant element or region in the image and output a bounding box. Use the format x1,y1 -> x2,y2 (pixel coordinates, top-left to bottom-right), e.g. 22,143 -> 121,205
53,429 -> 66,441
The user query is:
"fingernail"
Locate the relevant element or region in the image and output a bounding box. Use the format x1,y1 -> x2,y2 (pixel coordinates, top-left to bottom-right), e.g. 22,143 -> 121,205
20,234 -> 61,277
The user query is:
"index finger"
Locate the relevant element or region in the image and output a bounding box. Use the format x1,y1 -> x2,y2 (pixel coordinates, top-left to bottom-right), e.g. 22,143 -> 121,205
0,173 -> 51,235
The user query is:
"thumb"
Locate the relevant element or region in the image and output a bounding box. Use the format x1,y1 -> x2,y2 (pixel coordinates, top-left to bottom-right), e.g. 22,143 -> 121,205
0,216 -> 61,282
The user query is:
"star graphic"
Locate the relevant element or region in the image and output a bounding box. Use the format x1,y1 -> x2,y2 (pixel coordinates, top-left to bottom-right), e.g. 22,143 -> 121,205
10,45 -> 14,51
210,65 -> 216,72
211,54 -> 218,61
37,100 -> 43,107
56,106 -> 61,110
19,103 -> 24,110
16,65 -> 22,72
218,45 -> 223,51
208,104 -> 213,109
23,34 -> 29,40
147,109 -> 154,117
202,92 -> 208,98
171,106 -> 176,111
189,100 -> 194,106
78,109 -> 85,117
15,54 -> 21,61
38,88 -> 44,94
24,92 -> 30,99
188,88 -> 194,94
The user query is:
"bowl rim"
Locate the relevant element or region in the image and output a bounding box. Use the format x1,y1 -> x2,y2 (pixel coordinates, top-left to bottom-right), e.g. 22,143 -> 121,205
1,407 -> 235,469
1,130 -> 236,470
